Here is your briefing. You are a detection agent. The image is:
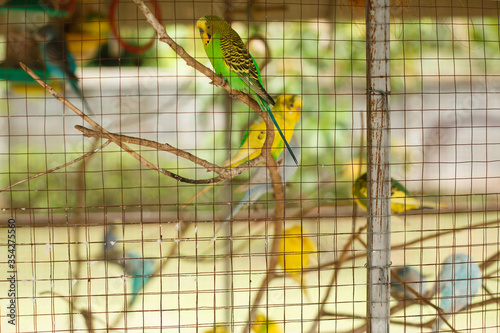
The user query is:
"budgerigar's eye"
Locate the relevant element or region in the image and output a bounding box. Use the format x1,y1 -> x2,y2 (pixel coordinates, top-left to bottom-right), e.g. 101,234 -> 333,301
290,104 -> 294,108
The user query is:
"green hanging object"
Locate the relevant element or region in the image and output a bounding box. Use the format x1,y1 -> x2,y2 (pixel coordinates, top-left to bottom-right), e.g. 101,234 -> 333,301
0,0 -> 68,18
0,67 -> 48,83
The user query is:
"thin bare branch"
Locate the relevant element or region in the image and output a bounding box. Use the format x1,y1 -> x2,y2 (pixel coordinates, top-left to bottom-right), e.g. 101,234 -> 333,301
390,271 -> 457,333
75,125 -> 265,183
308,223 -> 368,333
322,311 -> 368,320
76,125 -> 226,175
39,291 -> 100,332
467,297 -> 500,310
480,250 -> 500,271
0,140 -> 111,193
388,320 -> 430,328
318,218 -> 500,270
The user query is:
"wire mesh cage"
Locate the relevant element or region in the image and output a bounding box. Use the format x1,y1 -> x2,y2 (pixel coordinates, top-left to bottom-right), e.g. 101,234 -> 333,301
0,0 -> 499,332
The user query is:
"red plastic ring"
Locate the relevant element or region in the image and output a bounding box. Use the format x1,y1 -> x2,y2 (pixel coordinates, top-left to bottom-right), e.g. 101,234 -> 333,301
58,0 -> 76,18
108,0 -> 162,54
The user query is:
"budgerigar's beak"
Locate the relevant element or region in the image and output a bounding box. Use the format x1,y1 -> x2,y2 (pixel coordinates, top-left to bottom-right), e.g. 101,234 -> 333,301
201,33 -> 211,45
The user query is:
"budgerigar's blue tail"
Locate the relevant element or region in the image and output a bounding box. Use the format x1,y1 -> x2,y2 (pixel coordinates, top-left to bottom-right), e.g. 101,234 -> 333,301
256,96 -> 298,165
124,253 -> 155,304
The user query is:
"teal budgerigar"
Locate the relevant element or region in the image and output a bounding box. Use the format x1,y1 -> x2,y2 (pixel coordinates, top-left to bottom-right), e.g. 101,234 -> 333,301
196,15 -> 298,165
103,225 -> 155,304
34,24 -> 94,115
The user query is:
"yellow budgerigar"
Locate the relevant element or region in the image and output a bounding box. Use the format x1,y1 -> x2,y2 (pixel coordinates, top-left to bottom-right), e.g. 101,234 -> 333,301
252,314 -> 282,333
223,94 -> 302,168
278,225 -> 316,296
181,95 -> 301,208
352,172 -> 444,214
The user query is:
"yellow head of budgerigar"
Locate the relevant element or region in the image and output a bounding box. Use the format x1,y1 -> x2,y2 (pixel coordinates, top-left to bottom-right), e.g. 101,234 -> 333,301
197,16 -> 221,46
276,94 -> 303,123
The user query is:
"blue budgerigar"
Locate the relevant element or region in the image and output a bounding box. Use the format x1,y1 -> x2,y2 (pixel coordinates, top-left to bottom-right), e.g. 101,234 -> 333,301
432,253 -> 482,332
216,137 -> 301,236
103,225 -> 155,303
35,24 -> 94,115
390,266 -> 428,300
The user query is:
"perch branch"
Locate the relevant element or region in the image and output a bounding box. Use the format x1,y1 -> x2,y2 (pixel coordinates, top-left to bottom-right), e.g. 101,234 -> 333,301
0,140 -> 111,193
132,2 -> 285,330
321,311 -> 369,320
19,63 -> 167,174
75,125 -> 265,184
390,271 -> 457,333
480,250 -> 500,271
467,297 -> 500,309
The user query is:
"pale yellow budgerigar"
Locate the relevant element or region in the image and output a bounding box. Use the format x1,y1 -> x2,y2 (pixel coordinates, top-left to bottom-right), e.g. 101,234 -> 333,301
278,225 -> 316,296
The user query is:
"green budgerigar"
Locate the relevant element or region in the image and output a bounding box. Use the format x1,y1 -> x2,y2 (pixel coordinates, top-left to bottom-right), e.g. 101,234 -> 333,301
352,172 -> 445,214
196,15 -> 298,165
